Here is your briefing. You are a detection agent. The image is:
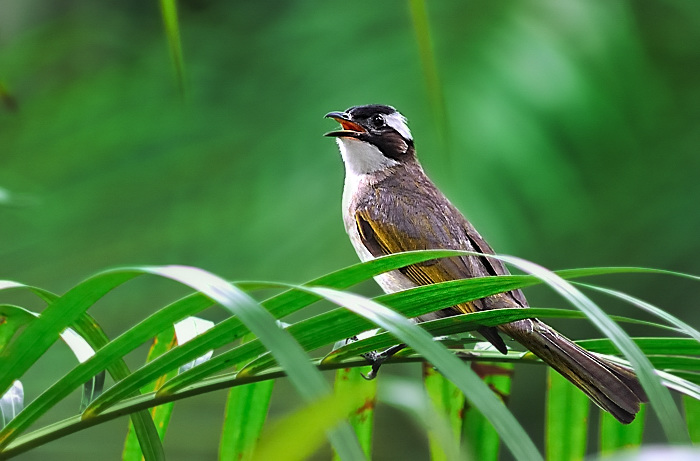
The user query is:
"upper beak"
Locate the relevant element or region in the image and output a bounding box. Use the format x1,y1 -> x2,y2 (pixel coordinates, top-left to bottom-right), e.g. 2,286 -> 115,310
324,111 -> 366,138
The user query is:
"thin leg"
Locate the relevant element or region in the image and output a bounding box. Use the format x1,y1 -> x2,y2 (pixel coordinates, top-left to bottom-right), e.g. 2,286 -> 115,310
361,344 -> 407,380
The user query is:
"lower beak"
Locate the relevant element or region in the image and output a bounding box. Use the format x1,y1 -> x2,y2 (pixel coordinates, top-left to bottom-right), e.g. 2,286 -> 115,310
324,111 -> 366,138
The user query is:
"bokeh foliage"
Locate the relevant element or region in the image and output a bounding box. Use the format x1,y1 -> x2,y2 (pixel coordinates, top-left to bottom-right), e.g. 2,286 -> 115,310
1,0 -> 699,459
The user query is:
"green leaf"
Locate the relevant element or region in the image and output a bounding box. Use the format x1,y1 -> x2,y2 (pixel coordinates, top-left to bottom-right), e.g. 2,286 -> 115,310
645,369 -> 700,400
0,280 -> 58,305
324,308 -> 674,366
423,365 -> 464,461
219,331 -> 275,461
494,255 -> 689,444
671,371 -> 700,386
577,283 -> 700,343
1,257 -> 697,457
123,326 -> 178,461
0,81 -> 18,112
683,395 -> 700,443
79,264 -> 687,404
546,368 -> 590,461
0,271 -> 139,398
0,271 -> 166,458
84,294 -> 236,416
577,337 -> 700,356
131,266 -> 365,461
0,305 -> 35,352
599,404 -> 646,454
251,386 -> 371,461
408,0 -> 449,160
308,287 -> 543,461
158,0 -> 185,95
219,381 -> 274,461
96,251 -> 466,404
463,362 -> 513,461
167,272 -> 677,394
6,351 -> 698,459
332,367 -> 377,460
0,299 -> 164,460
377,377 -> 464,461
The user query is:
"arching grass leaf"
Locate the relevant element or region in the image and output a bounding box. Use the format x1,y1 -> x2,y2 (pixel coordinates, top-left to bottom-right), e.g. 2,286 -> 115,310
123,326 -> 178,461
307,287 -> 543,461
491,255 -> 689,444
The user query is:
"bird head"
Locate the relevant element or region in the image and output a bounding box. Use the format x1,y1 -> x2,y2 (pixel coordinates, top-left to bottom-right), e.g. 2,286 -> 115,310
325,105 -> 415,174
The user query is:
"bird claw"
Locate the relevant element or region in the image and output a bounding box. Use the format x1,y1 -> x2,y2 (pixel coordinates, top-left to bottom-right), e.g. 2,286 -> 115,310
360,350 -> 388,380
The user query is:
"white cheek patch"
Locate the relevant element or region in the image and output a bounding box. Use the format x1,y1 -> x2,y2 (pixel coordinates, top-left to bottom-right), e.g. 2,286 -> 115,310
385,112 -> 412,141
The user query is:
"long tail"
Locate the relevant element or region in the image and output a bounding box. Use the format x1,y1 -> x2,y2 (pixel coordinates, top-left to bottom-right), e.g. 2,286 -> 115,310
502,319 -> 648,424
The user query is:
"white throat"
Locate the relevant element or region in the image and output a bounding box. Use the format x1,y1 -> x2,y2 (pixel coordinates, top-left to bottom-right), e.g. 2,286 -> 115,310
336,138 -> 398,177
337,137 -> 398,230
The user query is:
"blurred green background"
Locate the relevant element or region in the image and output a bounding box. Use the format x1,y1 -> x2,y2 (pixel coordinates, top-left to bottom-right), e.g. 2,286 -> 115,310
1,0 -> 699,459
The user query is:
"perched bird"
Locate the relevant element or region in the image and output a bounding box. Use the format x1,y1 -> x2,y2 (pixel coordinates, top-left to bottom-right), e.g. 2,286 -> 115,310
324,104 -> 647,424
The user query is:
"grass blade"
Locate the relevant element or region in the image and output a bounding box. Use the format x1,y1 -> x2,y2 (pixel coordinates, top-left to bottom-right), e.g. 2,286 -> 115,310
93,252 -> 468,404
378,377 -> 465,461
683,396 -> 700,443
308,287 -> 543,461
0,81 -> 18,112
123,327 -> 178,461
219,381 -> 274,461
159,0 -> 185,95
599,404 -> 646,454
84,295 -> 236,415
576,283 -> 700,343
462,362 -> 513,461
546,368 -> 590,461
0,280 -> 58,305
136,266 -> 365,461
577,338 -> 700,356
219,332 -> 275,461
251,386 -> 371,461
423,365 -> 464,461
0,305 -> 35,353
0,301 -> 164,459
324,308 -> 673,366
408,0 -> 449,159
332,367 -> 376,460
0,271 -> 139,398
494,255 -> 689,444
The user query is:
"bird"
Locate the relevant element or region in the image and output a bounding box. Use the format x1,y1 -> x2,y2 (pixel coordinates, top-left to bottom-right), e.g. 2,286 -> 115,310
324,104 -> 647,424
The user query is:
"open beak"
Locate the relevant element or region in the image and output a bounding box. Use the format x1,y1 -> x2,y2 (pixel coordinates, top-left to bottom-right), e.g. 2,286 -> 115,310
324,111 -> 366,138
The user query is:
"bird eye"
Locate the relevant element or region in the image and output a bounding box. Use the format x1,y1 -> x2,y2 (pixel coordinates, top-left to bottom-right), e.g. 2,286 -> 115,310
371,114 -> 385,128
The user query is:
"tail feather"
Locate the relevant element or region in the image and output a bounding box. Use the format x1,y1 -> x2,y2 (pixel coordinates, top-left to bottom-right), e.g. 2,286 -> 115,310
502,319 -> 648,424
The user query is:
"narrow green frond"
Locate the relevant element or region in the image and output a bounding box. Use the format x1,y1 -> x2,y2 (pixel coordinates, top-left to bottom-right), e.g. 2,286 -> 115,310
599,405 -> 645,454
332,367 -> 377,460
463,362 -> 513,461
219,381 -> 274,461
158,0 -> 186,95
546,369 -> 589,461
493,255 -> 689,444
307,287 -> 543,461
424,365 -> 465,461
123,327 -> 177,461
